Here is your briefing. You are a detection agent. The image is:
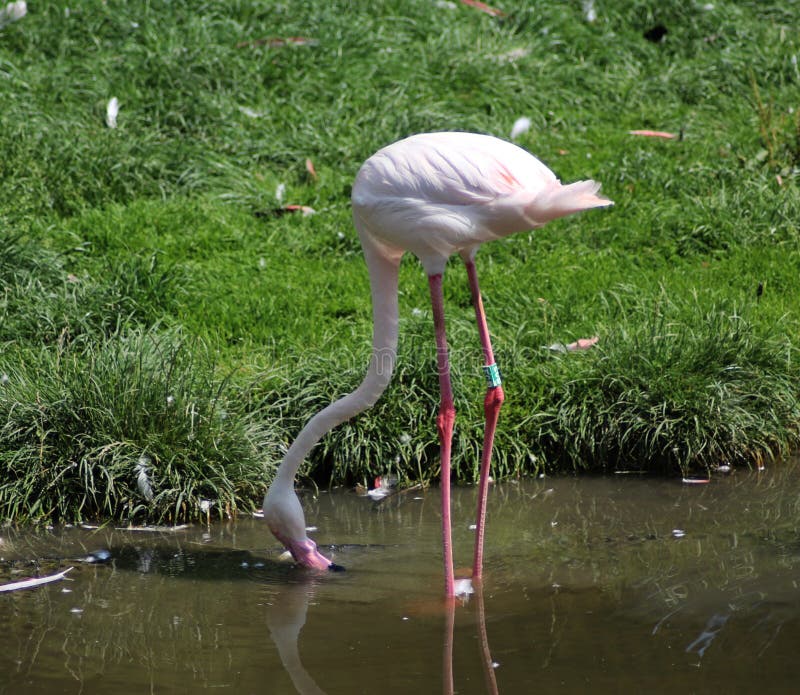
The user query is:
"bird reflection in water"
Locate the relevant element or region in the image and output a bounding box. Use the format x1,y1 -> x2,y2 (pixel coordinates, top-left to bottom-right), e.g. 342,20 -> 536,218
266,578 -> 328,695
266,576 -> 501,695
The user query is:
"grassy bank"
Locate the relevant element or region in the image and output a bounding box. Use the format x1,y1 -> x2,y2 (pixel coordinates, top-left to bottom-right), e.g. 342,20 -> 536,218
1,0 -> 798,522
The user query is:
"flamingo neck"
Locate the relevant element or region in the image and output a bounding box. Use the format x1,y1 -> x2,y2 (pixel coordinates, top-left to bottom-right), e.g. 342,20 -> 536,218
272,241 -> 400,488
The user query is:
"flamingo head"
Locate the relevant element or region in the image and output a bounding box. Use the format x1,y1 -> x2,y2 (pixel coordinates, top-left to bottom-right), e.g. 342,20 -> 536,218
270,527 -> 343,572
263,481 -> 344,572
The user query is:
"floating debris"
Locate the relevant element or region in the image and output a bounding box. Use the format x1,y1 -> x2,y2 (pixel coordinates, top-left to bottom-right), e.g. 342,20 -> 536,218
685,613 -> 730,658
0,567 -> 73,593
454,577 -> 474,598
114,524 -> 191,532
367,474 -> 398,500
81,549 -> 112,563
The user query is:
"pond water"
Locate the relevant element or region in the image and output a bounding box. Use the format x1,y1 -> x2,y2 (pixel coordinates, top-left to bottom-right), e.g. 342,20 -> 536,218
2,461 -> 800,694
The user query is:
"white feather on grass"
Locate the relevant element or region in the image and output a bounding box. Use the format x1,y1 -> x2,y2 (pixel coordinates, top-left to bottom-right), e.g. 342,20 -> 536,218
106,97 -> 120,128
0,2 -> 26,28
510,116 -> 531,140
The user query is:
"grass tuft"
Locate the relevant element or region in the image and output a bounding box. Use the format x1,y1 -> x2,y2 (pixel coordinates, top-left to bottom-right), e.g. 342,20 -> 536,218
541,293 -> 799,474
0,330 -> 275,523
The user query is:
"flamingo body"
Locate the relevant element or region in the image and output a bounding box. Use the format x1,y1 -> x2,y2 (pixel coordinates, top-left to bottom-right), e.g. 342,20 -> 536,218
264,131 -> 612,592
353,132 -> 607,273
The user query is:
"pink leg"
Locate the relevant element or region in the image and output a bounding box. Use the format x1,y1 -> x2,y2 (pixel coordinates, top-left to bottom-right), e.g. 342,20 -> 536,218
429,273 -> 456,598
465,260 -> 505,582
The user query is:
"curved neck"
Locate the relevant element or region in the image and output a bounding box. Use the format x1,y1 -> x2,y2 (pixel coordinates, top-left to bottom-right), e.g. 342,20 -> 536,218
274,241 -> 400,487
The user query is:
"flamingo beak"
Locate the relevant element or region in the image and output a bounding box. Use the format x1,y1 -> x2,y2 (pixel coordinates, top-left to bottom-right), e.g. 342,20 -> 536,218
284,537 -> 342,572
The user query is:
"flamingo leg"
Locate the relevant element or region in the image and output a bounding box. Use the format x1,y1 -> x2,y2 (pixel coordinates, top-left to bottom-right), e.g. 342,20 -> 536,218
428,273 -> 456,598
464,260 -> 505,582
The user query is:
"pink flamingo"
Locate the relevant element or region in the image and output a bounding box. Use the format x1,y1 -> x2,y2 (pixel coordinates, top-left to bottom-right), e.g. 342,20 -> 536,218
263,131 -> 612,596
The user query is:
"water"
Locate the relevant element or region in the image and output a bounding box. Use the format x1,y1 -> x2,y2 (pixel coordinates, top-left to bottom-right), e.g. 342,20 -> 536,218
2,461 -> 800,694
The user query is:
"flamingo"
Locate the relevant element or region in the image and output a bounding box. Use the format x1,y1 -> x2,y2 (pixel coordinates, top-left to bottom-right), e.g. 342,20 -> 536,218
263,131 -> 613,596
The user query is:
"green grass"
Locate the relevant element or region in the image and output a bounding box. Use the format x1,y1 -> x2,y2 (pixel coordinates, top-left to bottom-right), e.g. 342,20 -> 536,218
0,330 -> 278,522
0,0 -> 798,522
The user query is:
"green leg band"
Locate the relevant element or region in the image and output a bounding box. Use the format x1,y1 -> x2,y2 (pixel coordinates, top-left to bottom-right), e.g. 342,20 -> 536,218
483,363 -> 502,388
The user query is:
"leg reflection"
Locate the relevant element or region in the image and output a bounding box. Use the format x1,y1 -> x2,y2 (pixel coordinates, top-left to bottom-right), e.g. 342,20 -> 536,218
475,582 -> 499,695
442,582 -> 499,694
443,599 -> 455,695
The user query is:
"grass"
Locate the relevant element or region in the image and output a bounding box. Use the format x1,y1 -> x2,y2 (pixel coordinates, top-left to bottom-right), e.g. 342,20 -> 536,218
0,330 -> 277,522
0,0 -> 798,522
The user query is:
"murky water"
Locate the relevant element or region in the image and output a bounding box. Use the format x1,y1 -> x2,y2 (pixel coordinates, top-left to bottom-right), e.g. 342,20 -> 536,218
2,461 -> 800,694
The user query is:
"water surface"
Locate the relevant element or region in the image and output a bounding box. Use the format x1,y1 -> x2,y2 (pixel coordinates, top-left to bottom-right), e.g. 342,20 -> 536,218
2,461 -> 800,693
